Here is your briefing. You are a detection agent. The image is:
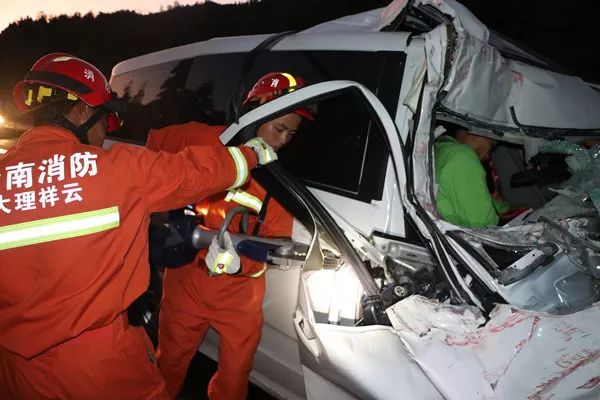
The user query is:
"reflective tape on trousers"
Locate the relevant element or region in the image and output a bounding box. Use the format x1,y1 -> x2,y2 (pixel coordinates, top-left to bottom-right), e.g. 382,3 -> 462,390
0,206 -> 120,251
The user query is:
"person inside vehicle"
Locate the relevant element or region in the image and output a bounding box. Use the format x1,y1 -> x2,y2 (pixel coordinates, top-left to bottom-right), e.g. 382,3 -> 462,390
146,72 -> 314,400
434,122 -> 509,228
0,53 -> 274,399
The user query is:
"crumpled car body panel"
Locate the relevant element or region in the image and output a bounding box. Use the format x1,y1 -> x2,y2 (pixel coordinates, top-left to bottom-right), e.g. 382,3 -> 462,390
378,1 -> 600,399
387,296 -> 600,400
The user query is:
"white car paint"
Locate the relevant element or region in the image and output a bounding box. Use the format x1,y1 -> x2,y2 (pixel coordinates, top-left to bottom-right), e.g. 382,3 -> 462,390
109,1 -> 600,398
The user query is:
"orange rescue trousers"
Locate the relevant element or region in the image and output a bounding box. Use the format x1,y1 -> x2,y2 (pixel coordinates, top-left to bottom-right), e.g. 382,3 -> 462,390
157,263 -> 265,400
0,314 -> 170,400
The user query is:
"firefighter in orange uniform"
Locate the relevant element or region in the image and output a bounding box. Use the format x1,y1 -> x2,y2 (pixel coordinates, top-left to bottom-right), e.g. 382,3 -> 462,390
0,53 -> 276,400
147,72 -> 313,400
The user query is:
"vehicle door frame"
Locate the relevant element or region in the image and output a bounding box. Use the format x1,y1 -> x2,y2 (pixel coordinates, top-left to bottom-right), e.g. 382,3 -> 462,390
219,80 -> 456,398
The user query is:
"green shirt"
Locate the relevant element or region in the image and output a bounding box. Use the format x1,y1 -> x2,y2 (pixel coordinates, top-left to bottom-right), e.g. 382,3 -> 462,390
434,136 -> 507,228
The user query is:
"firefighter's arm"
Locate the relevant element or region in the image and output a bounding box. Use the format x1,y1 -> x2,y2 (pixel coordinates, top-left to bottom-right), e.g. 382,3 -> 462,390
113,143 -> 258,213
145,130 -> 162,152
131,135 -> 277,212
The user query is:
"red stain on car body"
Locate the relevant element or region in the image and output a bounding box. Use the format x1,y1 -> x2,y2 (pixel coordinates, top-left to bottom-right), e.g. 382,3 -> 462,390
528,350 -> 600,400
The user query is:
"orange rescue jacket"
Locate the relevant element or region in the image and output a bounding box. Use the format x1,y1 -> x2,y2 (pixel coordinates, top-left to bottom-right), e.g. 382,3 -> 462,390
0,125 -> 257,358
147,121 -> 293,277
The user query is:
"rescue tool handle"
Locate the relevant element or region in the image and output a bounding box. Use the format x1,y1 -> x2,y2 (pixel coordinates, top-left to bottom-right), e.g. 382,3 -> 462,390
192,225 -> 295,249
218,206 -> 249,248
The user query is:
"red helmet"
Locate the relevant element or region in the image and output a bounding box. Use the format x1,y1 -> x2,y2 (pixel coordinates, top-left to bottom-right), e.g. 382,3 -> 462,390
13,53 -> 122,132
243,72 -> 314,120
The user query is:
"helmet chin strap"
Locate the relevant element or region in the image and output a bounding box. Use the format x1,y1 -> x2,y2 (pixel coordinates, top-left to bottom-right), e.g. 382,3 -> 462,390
55,107 -> 108,145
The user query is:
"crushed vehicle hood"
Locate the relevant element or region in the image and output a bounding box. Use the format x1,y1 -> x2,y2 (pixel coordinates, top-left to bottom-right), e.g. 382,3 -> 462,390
415,0 -> 600,134
430,4 -> 600,134
307,0 -> 600,135
387,295 -> 600,400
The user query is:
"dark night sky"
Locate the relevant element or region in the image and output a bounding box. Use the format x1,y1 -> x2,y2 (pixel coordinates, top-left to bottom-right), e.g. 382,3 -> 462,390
457,0 -> 600,83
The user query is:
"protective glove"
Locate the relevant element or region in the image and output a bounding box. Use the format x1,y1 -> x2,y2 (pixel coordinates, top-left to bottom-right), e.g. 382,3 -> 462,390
205,231 -> 241,275
244,137 -> 277,165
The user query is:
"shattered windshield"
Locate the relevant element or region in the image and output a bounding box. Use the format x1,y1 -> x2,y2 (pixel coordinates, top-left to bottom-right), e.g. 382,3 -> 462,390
526,140 -> 600,220
448,139 -> 600,315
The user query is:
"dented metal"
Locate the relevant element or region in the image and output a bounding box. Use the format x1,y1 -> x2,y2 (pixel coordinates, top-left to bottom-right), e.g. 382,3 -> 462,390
387,296 -> 600,400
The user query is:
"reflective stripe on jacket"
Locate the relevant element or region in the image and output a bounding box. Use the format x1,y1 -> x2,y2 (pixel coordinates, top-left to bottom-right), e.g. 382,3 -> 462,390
0,125 -> 257,358
147,122 -> 293,278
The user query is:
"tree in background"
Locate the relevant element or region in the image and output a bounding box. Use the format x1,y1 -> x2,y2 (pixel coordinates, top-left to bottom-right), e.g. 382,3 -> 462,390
2,0 -> 599,123
0,0 -> 389,120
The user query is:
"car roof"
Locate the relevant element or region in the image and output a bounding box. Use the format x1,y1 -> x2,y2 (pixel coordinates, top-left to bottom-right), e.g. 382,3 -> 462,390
111,29 -> 412,77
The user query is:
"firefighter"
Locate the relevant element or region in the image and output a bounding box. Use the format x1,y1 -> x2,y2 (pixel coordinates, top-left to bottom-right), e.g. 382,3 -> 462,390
146,72 -> 313,400
0,53 -> 275,399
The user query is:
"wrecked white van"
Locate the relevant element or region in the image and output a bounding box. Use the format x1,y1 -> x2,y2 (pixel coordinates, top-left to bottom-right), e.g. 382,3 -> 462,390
109,0 -> 600,398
